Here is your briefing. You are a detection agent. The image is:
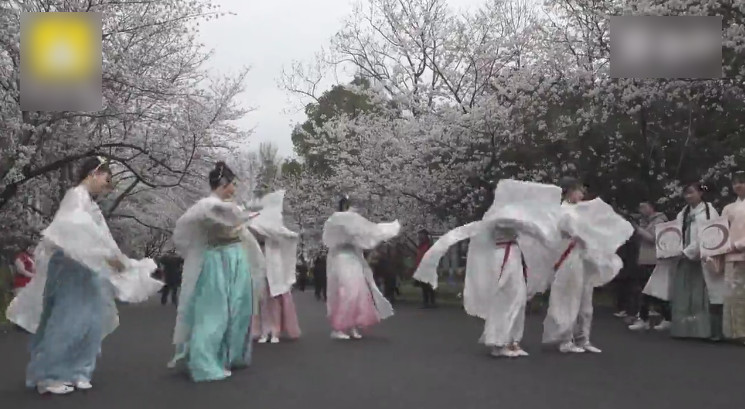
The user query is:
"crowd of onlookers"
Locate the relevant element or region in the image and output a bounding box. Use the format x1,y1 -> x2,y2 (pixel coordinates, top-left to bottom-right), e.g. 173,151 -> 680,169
611,176 -> 745,345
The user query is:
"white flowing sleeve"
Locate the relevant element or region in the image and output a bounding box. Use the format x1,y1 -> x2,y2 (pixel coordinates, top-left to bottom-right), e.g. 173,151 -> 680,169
238,226 -> 267,305
571,198 -> 634,287
462,230 -> 500,319
41,188 -> 123,275
585,253 -> 625,287
171,200 -> 210,347
54,189 -> 161,302
322,212 -> 401,250
413,221 -> 484,289
7,187 -> 160,334
489,201 -> 563,297
248,190 -> 297,296
558,209 -> 579,239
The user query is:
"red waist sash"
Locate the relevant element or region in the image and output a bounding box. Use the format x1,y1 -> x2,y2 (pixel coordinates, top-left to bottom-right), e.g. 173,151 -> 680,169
496,241 -> 519,281
554,240 -> 577,271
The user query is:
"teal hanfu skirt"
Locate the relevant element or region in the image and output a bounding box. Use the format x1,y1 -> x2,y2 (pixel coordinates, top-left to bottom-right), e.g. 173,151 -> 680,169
183,242 -> 254,382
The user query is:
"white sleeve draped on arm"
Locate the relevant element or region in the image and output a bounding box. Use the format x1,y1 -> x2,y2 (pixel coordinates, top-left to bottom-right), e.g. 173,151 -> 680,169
322,212 -> 401,250
571,198 -> 634,287
413,221 -> 483,290
248,190 -> 296,297
6,187 -> 161,334
414,180 -> 563,299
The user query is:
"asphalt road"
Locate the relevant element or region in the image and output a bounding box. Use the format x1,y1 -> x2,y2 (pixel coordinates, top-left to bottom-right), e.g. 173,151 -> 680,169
1,291 -> 743,409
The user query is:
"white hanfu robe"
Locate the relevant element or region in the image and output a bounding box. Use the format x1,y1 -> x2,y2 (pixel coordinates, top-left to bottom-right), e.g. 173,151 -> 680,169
168,195 -> 266,373
322,211 -> 399,332
542,198 -> 633,346
414,180 -> 563,348
248,190 -> 302,340
6,185 -> 162,388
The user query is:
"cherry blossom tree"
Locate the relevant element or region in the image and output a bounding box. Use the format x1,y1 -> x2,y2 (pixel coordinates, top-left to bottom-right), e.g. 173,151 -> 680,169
280,0 -> 745,250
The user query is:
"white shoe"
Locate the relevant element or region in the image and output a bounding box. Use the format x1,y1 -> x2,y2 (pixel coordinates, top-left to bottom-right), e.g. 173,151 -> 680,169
628,319 -> 650,331
331,331 -> 350,340
613,311 -> 628,318
223,369 -> 232,377
490,347 -> 516,357
513,347 -> 529,357
270,336 -> 280,344
654,320 -> 671,331
350,329 -> 362,339
37,383 -> 75,395
75,381 -> 93,390
559,342 -> 585,353
258,335 -> 269,343
580,343 -> 602,353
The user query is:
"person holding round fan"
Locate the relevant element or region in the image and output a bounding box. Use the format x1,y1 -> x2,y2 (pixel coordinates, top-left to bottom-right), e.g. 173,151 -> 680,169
669,181 -> 722,341
720,171 -> 745,344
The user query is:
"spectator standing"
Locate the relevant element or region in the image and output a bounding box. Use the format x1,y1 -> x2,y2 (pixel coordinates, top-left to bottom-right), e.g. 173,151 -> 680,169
13,245 -> 35,295
313,252 -> 327,301
629,201 -> 672,331
160,252 -> 183,306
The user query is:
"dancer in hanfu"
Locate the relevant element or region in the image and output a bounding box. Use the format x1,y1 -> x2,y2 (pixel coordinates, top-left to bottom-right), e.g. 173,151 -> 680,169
322,195 -> 400,340
168,162 -> 266,382
6,157 -> 162,395
414,179 -> 563,358
248,190 -> 302,343
542,177 -> 633,354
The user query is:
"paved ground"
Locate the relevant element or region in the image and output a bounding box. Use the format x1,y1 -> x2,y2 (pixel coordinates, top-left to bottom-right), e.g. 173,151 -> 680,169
1,290 -> 743,409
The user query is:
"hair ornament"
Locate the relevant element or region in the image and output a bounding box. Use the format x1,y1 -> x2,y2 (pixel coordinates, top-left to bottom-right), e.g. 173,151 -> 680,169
91,155 -> 109,174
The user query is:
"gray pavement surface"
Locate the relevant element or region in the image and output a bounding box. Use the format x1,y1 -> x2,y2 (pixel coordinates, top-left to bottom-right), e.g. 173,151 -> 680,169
1,291 -> 743,409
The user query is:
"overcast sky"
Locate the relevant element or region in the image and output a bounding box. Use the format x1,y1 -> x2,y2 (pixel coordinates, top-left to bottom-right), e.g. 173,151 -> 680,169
198,0 -> 485,158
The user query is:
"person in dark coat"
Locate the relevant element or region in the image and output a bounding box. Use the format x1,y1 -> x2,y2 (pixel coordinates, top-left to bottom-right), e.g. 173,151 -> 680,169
313,252 -> 327,301
613,234 -> 640,319
297,258 -> 309,291
374,245 -> 397,304
414,229 -> 436,308
160,252 -> 183,306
